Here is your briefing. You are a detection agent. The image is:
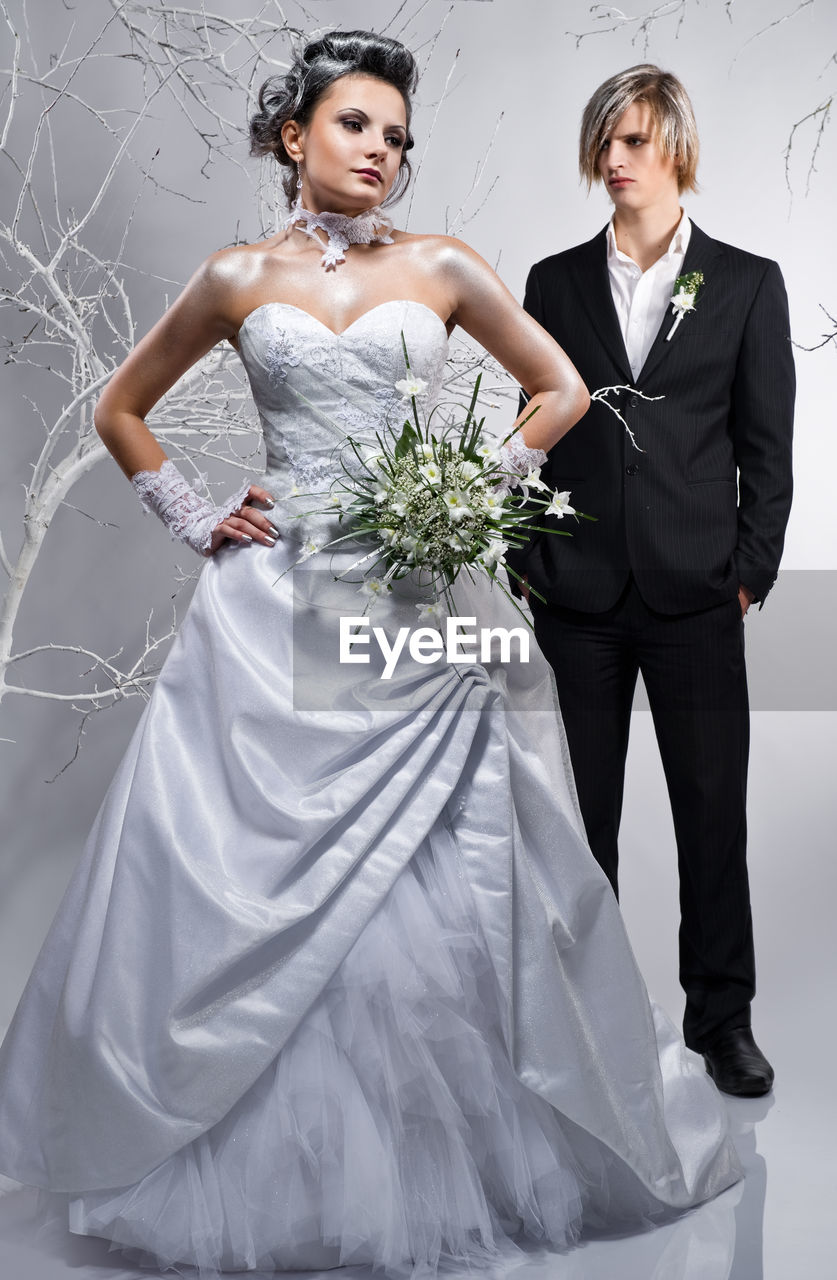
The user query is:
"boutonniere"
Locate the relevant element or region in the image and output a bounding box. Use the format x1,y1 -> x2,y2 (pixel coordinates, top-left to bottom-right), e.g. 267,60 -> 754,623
666,271 -> 704,341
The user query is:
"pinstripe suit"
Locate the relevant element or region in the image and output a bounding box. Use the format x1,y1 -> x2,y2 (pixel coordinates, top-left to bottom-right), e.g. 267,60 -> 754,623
513,222 -> 794,1049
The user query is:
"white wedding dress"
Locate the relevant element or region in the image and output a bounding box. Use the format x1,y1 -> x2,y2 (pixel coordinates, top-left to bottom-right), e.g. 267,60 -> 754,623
0,300 -> 740,1275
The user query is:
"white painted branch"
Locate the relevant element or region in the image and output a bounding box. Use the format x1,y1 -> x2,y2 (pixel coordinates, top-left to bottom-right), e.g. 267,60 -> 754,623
0,0 -> 21,150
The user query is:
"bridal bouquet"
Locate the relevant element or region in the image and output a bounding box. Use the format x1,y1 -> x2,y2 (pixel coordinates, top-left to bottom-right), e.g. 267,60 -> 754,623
291,342 -> 593,617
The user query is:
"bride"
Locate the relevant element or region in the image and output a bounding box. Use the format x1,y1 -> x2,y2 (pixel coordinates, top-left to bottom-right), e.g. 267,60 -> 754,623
0,28 -> 740,1276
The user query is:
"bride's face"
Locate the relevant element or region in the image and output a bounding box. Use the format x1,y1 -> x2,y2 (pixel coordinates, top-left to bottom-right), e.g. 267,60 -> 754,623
288,74 -> 408,214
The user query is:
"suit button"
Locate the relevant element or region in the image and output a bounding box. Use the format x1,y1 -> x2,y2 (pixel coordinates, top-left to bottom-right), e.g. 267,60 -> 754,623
625,463 -> 639,476
629,395 -> 640,408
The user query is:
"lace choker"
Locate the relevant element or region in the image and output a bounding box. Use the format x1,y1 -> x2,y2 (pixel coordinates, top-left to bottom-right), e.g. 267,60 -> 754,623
284,197 -> 394,270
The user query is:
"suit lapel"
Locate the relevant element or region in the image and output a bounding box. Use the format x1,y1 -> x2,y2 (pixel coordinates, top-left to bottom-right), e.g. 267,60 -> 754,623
636,222 -> 723,386
569,231 -> 634,385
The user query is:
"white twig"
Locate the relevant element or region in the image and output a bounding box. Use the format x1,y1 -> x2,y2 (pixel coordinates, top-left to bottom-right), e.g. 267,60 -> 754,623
567,1 -> 688,54
405,47 -> 459,227
0,0 -> 21,150
792,303 -> 837,352
0,0 -> 288,766
729,0 -> 814,69
784,96 -> 832,201
590,385 -> 665,452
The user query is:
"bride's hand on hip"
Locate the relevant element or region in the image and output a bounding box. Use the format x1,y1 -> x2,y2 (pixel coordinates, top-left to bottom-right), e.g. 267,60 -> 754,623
208,485 -> 278,555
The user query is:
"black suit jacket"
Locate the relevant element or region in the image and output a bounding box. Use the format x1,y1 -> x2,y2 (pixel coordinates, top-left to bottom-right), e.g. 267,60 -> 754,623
512,222 -> 795,614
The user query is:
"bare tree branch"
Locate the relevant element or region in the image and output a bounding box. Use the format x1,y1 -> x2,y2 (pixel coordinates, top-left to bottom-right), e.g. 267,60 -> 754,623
793,303 -> 837,352
729,0 -> 814,68
0,0 -> 297,767
405,46 -> 459,225
590,385 -> 663,452
567,2 -> 691,54
784,96 -> 832,200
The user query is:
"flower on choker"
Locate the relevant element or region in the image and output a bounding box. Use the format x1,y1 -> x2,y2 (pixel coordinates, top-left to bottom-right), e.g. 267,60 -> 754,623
666,271 -> 704,341
284,197 -> 394,270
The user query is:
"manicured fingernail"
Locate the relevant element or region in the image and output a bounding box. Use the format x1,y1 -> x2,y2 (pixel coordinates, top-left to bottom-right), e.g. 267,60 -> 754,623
264,537 -> 275,546
239,534 -> 253,543
268,524 -> 280,537
265,499 -> 275,508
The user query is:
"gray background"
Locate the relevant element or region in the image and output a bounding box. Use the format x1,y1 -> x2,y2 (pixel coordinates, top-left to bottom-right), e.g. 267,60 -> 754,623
1,2 -> 836,1273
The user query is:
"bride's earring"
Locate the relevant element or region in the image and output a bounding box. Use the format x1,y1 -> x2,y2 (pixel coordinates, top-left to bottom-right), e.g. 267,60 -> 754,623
296,161 -> 303,192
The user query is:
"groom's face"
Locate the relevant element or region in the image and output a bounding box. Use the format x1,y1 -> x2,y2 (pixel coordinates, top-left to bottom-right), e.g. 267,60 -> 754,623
597,101 -> 680,212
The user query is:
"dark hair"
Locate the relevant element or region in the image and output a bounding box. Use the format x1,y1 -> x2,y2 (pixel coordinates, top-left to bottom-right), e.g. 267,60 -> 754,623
250,30 -> 418,206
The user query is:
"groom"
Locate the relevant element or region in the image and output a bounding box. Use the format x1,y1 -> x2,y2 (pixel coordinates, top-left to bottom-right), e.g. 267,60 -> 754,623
513,65 -> 794,1096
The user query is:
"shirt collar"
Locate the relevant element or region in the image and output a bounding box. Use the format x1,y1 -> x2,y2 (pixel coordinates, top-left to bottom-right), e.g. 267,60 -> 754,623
607,209 -> 692,266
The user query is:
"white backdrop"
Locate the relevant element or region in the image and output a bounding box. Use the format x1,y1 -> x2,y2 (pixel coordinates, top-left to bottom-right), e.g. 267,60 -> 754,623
1,0 -> 835,1110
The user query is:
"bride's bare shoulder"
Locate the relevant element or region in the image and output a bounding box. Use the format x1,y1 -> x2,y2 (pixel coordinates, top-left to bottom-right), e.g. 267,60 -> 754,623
176,235 -> 299,333
199,233 -> 296,293
391,230 -> 496,285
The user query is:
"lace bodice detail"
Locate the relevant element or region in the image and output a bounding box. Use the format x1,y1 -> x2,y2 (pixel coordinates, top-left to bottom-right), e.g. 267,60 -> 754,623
236,300 -> 449,544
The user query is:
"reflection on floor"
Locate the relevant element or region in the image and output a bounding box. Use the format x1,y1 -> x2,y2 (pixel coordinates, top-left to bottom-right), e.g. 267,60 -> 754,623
0,1086 -> 816,1280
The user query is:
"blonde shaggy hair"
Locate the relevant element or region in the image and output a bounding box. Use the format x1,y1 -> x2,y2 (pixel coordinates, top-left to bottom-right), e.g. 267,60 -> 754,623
579,64 -> 699,195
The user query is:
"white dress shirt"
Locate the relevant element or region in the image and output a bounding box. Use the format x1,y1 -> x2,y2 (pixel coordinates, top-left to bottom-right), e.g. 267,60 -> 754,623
606,211 -> 692,380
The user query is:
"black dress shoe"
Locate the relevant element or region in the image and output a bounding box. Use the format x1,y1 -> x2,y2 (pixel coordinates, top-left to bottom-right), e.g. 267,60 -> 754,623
702,1027 -> 774,1097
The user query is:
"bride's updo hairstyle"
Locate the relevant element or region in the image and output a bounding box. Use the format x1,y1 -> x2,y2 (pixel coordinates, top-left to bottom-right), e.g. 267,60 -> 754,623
250,30 -> 418,207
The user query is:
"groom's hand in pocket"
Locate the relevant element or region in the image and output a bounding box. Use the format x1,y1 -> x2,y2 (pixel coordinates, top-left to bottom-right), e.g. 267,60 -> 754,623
738,584 -> 756,617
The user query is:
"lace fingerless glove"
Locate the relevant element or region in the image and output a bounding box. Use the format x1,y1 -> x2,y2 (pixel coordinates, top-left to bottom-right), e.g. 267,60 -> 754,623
131,459 -> 251,555
493,432 -> 548,499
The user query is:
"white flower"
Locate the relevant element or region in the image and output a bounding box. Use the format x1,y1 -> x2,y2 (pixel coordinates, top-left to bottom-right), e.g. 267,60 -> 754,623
443,490 -> 473,522
299,538 -> 323,560
666,272 -> 703,341
416,598 -> 446,626
419,461 -> 443,485
359,577 -> 388,599
544,490 -> 576,519
482,492 -> 502,511
476,441 -> 501,462
286,481 -> 301,498
399,534 -> 427,562
479,538 -> 508,568
373,481 -> 391,504
419,442 -> 435,461
458,460 -> 481,483
670,287 -> 697,316
521,467 -> 549,492
394,376 -> 428,399
388,492 -> 409,517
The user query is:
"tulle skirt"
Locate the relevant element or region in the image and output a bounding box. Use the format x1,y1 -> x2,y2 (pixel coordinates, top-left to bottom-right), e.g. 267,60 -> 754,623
66,824 -> 596,1274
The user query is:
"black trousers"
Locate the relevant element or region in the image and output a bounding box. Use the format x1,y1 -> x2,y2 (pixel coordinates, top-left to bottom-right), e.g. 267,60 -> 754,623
531,578 -> 755,1051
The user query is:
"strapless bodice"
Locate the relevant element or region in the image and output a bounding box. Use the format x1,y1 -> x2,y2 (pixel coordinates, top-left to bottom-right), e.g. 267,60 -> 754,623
236,300 -> 449,543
